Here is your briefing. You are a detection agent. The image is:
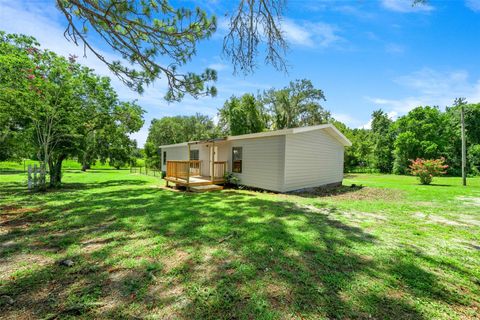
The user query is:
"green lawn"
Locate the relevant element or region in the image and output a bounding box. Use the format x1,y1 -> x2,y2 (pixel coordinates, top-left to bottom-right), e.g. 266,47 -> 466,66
0,159 -> 144,172
0,170 -> 479,319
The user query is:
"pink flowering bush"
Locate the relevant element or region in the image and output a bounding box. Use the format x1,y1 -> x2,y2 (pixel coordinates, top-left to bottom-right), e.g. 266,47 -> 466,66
409,158 -> 448,185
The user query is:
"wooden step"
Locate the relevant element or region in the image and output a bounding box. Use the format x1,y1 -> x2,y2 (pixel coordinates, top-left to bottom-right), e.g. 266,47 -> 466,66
190,184 -> 223,193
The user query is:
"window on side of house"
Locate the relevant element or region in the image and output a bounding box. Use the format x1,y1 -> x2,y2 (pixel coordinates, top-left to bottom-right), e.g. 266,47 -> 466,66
190,149 -> 199,160
232,147 -> 243,173
163,151 -> 167,165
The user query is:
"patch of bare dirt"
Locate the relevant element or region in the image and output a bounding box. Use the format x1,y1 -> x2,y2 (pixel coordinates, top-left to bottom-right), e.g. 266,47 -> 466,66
0,204 -> 41,215
162,250 -> 191,274
456,196 -> 480,206
297,204 -> 387,223
80,238 -> 111,254
413,212 -> 477,227
0,253 -> 54,281
265,280 -> 293,312
92,269 -> 134,316
146,280 -> 188,319
296,186 -> 403,201
339,210 -> 387,222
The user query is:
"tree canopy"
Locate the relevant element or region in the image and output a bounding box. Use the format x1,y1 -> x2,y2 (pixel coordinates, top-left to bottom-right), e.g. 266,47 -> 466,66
218,94 -> 267,136
0,31 -> 144,187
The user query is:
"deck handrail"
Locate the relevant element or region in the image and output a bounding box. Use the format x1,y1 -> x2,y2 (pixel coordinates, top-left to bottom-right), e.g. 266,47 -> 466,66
166,160 -> 226,184
166,160 -> 202,181
213,161 -> 227,179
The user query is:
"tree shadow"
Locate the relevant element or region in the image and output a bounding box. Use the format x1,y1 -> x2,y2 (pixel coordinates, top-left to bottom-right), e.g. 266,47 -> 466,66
1,179 -> 470,319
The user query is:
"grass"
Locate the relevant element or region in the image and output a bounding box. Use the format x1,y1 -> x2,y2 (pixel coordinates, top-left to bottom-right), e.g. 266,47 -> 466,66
0,170 -> 479,319
0,159 -> 137,172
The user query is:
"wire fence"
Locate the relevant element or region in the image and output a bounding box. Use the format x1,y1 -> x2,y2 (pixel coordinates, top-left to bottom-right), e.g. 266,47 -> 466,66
130,166 -> 164,178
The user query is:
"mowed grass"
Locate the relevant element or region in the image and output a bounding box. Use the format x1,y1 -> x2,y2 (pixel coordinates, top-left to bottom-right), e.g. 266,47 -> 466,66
0,159 -> 141,172
0,170 -> 479,319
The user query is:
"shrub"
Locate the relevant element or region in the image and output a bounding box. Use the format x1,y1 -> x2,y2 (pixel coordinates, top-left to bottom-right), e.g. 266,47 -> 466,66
224,172 -> 240,187
409,158 -> 448,185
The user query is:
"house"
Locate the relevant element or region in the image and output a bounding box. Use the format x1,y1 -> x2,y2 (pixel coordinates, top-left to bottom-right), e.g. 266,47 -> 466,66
159,123 -> 352,192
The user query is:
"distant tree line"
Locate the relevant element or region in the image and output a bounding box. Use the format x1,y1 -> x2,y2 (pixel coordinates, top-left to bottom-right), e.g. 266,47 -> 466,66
344,103 -> 480,176
146,80 -> 480,177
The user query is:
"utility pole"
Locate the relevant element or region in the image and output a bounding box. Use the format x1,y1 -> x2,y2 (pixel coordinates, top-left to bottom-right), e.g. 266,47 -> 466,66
454,97 -> 467,186
461,105 -> 466,186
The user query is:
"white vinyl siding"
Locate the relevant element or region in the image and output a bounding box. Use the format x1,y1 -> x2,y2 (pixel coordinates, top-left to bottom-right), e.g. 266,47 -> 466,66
160,146 -> 188,171
284,130 -> 344,192
227,136 -> 286,192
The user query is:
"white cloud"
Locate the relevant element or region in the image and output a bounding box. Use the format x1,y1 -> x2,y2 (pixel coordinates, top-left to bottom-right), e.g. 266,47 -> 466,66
367,68 -> 480,116
466,0 -> 480,12
281,19 -> 342,48
381,0 -> 434,13
282,19 -> 314,47
207,62 -> 229,71
332,113 -> 363,128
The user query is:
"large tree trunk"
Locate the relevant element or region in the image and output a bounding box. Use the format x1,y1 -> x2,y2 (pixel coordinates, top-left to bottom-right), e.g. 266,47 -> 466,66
81,152 -> 91,171
48,154 -> 66,188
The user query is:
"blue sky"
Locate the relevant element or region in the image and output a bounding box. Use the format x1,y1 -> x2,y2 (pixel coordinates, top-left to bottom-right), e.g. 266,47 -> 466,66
1,0 -> 480,146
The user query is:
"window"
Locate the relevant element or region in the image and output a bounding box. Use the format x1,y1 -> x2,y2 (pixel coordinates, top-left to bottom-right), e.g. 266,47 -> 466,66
190,149 -> 199,160
163,151 -> 167,165
232,147 -> 242,173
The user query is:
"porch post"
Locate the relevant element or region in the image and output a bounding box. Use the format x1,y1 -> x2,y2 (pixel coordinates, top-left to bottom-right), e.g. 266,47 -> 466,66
211,141 -> 215,182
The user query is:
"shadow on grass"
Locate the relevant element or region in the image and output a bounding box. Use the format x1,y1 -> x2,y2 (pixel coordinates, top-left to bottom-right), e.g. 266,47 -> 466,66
292,184 -> 365,199
0,178 -> 471,319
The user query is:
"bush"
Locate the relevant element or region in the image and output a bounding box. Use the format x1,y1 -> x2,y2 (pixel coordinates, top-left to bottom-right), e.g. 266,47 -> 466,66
409,158 -> 448,185
224,172 -> 240,187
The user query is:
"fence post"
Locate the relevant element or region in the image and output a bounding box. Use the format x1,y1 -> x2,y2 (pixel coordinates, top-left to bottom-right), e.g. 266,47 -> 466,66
145,165 -> 148,176
28,165 -> 32,189
39,163 -> 46,189
33,164 -> 38,189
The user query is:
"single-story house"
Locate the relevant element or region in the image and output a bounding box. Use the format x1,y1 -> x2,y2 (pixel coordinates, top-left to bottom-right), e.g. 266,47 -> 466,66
159,123 -> 352,192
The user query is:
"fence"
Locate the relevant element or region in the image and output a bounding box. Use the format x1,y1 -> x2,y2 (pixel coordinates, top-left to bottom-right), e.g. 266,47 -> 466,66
27,164 -> 47,190
130,166 -> 163,178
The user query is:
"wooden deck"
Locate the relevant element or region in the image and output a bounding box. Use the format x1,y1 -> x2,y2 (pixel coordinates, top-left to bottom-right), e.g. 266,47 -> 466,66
165,175 -> 225,187
165,160 -> 226,189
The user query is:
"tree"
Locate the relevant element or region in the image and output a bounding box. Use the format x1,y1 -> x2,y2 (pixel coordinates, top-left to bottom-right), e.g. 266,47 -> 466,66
343,128 -> 374,170
444,103 -> 480,175
0,32 -> 38,161
0,32 -> 144,187
78,100 -> 144,171
468,144 -> 480,175
371,110 -> 395,173
55,0 -> 218,100
218,94 -> 267,135
145,113 -> 217,167
262,79 -> 330,129
392,106 -> 448,174
224,0 -> 287,74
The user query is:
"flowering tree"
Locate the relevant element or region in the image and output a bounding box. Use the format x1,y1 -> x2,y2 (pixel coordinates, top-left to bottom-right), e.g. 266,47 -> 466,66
409,158 -> 448,185
0,32 -> 144,188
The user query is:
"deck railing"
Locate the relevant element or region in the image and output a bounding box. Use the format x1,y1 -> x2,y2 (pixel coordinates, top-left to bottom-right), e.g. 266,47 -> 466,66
213,161 -> 227,179
166,160 -> 227,182
166,160 -> 201,180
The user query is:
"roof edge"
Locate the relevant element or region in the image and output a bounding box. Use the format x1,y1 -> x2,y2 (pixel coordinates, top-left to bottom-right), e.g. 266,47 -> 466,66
159,123 -> 352,148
